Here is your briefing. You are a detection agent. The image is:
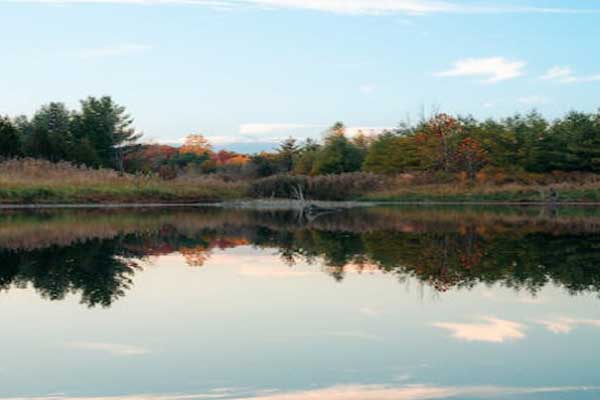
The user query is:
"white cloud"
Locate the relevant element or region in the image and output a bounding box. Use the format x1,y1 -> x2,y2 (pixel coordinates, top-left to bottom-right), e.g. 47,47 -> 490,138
432,317 -> 526,343
206,135 -> 280,145
80,43 -> 152,59
359,84 -> 377,94
540,66 -> 600,83
9,0 -> 600,15
236,123 -> 394,143
68,341 -> 151,356
148,124 -> 396,147
536,317 -> 600,334
239,123 -> 323,135
482,102 -> 495,109
518,95 -> 550,105
345,126 -> 395,136
435,57 -> 526,83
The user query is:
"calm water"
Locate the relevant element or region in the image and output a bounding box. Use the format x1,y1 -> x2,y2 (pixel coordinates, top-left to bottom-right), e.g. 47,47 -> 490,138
1,206 -> 600,400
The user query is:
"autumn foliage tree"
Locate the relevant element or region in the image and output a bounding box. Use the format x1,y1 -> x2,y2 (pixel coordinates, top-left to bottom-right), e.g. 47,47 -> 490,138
179,134 -> 212,156
454,137 -> 488,179
415,113 -> 463,172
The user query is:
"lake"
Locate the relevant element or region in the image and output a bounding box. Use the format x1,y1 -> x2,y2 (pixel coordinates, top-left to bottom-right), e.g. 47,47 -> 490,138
1,205 -> 600,400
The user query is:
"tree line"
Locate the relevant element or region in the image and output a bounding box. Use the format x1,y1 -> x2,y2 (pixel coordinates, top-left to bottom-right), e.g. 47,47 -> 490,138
0,96 -> 139,170
2,98 -> 600,180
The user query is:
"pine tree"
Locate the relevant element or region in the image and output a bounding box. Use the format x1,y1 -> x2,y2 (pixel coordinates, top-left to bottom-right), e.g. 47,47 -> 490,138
0,116 -> 21,158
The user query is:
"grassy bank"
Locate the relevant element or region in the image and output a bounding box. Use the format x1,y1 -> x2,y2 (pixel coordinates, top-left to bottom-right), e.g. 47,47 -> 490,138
362,182 -> 600,203
3,159 -> 600,205
0,159 -> 246,204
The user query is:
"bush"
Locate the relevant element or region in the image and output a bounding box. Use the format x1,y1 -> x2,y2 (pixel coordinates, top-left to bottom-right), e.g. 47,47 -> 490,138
158,165 -> 178,180
248,173 -> 386,201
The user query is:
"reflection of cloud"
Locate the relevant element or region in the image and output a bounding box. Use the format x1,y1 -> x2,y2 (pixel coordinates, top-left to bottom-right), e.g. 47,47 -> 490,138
68,341 -> 150,356
4,384 -> 600,400
480,290 -> 547,305
358,306 -> 381,318
232,384 -> 600,400
515,295 -> 546,305
432,317 -> 525,343
536,317 -> 600,334
238,265 -> 314,278
5,393 -> 231,400
327,331 -> 381,341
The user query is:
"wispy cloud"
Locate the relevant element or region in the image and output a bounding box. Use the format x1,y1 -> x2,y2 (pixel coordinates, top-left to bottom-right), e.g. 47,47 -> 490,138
68,341 -> 151,356
541,66 -> 573,81
79,43 -> 153,59
536,317 -> 600,334
359,84 -> 377,94
540,65 -> 600,83
9,0 -> 600,15
518,95 -> 550,105
435,57 -> 526,83
432,317 -> 526,343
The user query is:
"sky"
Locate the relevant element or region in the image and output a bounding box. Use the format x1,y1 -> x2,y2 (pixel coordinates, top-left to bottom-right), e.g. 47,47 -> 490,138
1,0 -> 600,150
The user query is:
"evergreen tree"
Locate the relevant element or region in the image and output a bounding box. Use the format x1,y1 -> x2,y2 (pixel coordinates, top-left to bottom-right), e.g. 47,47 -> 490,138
314,123 -> 363,174
71,96 -> 140,169
0,116 -> 21,158
24,102 -> 73,162
276,137 -> 299,172
562,111 -> 600,172
363,132 -> 422,174
293,139 -> 321,175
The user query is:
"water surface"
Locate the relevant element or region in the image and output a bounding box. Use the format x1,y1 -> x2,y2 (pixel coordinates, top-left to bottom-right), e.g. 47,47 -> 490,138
1,206 -> 599,399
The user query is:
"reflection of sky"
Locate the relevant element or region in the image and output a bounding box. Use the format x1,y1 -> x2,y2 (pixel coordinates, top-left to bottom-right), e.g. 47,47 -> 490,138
1,246 -> 600,399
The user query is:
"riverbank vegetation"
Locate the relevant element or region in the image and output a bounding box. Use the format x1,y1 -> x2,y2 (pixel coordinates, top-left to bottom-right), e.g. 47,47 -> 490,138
0,158 -> 245,203
2,96 -> 600,203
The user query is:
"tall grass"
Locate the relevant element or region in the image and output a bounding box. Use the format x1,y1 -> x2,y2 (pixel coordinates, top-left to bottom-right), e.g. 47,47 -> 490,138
0,158 -> 246,203
363,181 -> 600,203
2,158 -> 600,204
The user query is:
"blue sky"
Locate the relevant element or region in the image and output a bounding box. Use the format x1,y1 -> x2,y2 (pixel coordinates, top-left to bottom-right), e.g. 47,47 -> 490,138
1,0 -> 599,149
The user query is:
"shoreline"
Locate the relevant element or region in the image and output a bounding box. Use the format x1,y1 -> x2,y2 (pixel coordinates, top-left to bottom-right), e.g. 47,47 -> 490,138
2,199 -> 600,210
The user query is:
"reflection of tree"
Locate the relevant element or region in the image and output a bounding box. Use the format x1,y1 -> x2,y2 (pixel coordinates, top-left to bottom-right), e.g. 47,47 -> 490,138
180,246 -> 212,267
2,207 -> 600,307
0,238 -> 140,307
